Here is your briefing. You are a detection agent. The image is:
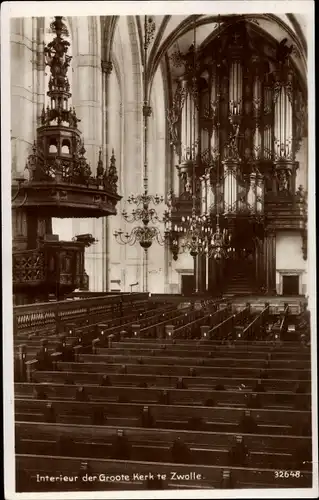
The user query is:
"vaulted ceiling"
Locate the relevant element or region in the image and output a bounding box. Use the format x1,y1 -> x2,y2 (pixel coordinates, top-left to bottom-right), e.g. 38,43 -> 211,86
133,14 -> 307,95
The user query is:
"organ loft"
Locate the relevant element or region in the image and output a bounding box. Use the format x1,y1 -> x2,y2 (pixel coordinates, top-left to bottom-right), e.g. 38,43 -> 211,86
9,12 -> 314,495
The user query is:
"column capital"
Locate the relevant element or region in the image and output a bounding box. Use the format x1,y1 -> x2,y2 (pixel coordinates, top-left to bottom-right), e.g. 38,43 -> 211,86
101,60 -> 113,77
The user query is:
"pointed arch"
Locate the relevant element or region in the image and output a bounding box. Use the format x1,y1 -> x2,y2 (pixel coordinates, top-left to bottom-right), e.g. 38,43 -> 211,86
147,14 -> 308,97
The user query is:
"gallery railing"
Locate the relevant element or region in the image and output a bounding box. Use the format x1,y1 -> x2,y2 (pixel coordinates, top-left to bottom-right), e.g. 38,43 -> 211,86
13,293 -> 148,335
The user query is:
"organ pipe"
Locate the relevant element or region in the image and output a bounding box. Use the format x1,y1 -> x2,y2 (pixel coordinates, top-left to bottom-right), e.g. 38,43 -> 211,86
253,75 -> 262,159
247,172 -> 257,213
263,87 -> 272,160
273,77 -> 293,160
229,61 -> 243,115
168,27 -> 303,232
223,164 -> 238,214
256,173 -> 264,214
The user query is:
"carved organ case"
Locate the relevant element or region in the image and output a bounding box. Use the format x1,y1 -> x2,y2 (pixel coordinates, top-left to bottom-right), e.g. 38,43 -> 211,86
169,20 -> 307,235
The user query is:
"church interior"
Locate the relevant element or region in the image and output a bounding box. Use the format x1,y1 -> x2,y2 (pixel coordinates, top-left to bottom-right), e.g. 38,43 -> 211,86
11,14 -> 313,492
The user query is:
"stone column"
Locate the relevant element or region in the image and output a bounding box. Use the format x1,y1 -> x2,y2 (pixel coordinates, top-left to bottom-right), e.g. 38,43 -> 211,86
73,49 -> 103,291
11,19 -> 38,250
101,60 -> 113,291
11,18 -> 35,177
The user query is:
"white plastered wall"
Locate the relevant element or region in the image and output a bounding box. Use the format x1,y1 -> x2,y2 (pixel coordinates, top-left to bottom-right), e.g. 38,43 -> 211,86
276,231 -> 307,295
275,137 -> 308,296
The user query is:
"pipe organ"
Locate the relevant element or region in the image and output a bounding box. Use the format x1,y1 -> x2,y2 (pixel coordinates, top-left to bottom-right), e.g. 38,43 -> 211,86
168,20 -> 307,294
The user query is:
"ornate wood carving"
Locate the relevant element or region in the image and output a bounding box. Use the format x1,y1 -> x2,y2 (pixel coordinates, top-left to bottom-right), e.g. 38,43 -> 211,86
13,16 -> 121,220
167,20 -> 307,248
13,240 -> 86,299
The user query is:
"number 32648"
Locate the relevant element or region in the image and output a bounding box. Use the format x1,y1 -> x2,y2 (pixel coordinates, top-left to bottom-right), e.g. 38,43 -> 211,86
275,470 -> 301,478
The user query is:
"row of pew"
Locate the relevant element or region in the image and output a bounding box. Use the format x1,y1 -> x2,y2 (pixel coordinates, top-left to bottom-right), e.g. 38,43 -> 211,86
14,296 -> 312,491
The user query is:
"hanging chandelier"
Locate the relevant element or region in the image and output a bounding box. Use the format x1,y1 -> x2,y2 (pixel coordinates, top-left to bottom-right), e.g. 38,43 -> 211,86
176,208 -> 231,260
121,192 -> 166,224
113,225 -> 164,249
114,16 -> 169,253
114,189 -> 172,248
177,208 -> 212,256
204,215 -> 231,260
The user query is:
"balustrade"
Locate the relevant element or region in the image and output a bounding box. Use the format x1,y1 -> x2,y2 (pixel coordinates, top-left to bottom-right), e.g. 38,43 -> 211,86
13,293 -> 148,336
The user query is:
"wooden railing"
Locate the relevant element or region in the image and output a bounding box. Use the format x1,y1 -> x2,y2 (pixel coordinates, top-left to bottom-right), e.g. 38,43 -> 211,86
279,304 -> 290,333
13,293 -> 148,336
209,306 -> 250,340
242,304 -> 270,340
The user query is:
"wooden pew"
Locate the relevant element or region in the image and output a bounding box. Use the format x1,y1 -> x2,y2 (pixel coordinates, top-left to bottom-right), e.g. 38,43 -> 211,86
113,338 -> 309,351
170,309 -> 229,340
109,342 -> 310,360
136,300 -> 225,340
18,344 -> 310,383
16,454 -> 312,490
16,421 -> 311,456
14,301 -> 165,364
18,341 -> 311,360
138,309 -> 204,339
15,302 -> 174,347
14,304 -> 195,377
31,369 -> 311,393
98,304 -> 183,340
15,398 -> 311,433
79,352 -> 309,370
101,346 -> 310,361
15,434 -> 297,471
15,303 -> 173,342
14,304 -> 180,355
14,306 -> 203,373
15,383 -> 310,409
16,335 -> 311,364
52,360 -> 312,379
